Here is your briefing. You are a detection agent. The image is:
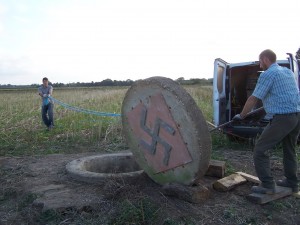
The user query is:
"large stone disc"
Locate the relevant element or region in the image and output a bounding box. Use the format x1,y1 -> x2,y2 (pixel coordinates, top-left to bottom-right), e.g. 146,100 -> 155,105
121,76 -> 211,185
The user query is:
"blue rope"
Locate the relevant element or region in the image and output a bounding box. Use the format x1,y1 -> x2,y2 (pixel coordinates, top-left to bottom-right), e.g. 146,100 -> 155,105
48,96 -> 121,117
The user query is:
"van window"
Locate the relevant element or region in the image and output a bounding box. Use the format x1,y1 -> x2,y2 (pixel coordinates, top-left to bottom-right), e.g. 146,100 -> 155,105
217,65 -> 224,93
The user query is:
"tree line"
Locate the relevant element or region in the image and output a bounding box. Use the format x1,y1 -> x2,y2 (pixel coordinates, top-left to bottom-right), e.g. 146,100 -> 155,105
0,77 -> 213,89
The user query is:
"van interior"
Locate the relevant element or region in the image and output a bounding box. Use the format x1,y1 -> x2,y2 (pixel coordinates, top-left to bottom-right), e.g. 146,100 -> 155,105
228,62 -> 292,125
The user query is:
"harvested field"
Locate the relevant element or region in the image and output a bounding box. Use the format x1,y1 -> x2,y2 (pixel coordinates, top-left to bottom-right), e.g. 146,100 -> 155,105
1,85 -> 299,225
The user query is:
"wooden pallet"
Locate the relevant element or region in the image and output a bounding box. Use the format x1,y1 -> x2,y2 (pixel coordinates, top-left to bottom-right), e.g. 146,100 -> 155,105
247,186 -> 293,204
233,172 -> 296,204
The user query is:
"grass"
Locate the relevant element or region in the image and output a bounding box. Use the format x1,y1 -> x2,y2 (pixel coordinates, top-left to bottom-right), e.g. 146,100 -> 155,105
111,198 -> 160,225
0,84 -> 225,157
1,84 -> 299,225
0,87 -> 127,156
0,84 -> 227,225
0,83 -> 290,168
183,85 -> 213,120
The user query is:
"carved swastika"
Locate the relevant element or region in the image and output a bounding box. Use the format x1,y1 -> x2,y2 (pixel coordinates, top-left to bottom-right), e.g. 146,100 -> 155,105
122,77 -> 212,185
126,93 -> 192,173
139,105 -> 175,166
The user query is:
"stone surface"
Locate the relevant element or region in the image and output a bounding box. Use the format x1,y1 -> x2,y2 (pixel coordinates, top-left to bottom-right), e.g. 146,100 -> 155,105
31,184 -> 66,194
0,153 -> 111,213
66,152 -> 144,184
122,76 -> 211,185
32,187 -> 103,211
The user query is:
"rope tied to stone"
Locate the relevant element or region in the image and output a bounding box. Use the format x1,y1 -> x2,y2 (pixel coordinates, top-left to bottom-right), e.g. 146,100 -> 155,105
48,96 -> 121,117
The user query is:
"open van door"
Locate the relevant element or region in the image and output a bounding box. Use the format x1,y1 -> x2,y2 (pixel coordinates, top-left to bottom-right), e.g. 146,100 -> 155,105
213,58 -> 227,126
287,53 -> 299,88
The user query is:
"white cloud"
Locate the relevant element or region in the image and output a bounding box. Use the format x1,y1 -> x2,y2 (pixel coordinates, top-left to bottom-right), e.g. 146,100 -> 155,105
13,15 -> 30,24
0,2 -> 6,14
14,2 -> 28,13
0,55 -> 39,84
23,1 -> 222,83
0,3 -> 7,35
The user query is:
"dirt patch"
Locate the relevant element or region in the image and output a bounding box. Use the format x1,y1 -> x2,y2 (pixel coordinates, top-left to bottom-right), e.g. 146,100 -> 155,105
1,149 -> 300,225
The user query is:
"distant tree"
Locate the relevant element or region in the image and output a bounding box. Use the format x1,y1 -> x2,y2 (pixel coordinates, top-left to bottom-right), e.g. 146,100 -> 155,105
100,79 -> 114,86
0,78 -> 134,88
125,79 -> 134,86
30,83 -> 40,88
52,82 -> 65,87
176,77 -> 185,84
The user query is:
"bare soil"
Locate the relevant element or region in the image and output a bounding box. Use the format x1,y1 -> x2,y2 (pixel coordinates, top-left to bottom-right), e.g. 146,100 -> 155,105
1,149 -> 299,225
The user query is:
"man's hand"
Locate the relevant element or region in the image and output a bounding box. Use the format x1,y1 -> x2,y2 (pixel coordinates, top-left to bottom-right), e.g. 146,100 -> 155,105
232,114 -> 243,121
43,94 -> 48,97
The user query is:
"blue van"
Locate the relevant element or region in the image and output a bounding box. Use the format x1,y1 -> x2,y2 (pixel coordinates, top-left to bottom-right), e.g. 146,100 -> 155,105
213,53 -> 300,142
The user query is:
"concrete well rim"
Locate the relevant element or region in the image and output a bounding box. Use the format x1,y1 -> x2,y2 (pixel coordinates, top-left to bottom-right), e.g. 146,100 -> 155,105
66,151 -> 144,184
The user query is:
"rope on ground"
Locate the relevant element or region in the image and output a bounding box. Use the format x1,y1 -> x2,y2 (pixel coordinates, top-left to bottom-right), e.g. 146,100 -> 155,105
49,96 -> 121,117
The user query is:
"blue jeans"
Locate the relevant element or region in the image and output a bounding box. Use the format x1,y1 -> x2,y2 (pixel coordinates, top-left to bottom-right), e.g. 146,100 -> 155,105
41,103 -> 54,127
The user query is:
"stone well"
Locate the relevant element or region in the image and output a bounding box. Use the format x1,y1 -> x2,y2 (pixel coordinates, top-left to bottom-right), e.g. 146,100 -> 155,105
66,152 -> 144,184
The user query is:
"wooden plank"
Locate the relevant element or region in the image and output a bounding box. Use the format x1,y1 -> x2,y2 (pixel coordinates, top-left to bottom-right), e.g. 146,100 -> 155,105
162,183 -> 210,203
292,191 -> 300,199
213,174 -> 247,191
206,121 -> 216,128
205,160 -> 226,178
247,186 -> 292,204
235,172 -> 261,184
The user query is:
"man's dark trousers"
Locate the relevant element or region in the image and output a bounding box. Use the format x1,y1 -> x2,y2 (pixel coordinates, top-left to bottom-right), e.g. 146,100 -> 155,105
254,113 -> 300,189
42,103 -> 54,127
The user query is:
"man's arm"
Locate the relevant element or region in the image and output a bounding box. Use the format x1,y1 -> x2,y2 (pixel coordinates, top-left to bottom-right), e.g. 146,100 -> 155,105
38,87 -> 43,97
240,95 -> 259,118
49,86 -> 53,96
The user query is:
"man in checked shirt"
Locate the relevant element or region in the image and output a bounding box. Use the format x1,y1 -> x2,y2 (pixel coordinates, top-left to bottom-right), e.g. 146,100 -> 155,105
233,49 -> 300,194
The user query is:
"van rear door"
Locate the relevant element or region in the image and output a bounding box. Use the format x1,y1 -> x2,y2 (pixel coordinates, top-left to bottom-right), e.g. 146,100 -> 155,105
287,53 -> 299,87
213,58 -> 227,126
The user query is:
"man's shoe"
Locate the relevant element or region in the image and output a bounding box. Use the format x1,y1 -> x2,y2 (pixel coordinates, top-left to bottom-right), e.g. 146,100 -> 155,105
276,179 -> 299,193
251,185 -> 276,195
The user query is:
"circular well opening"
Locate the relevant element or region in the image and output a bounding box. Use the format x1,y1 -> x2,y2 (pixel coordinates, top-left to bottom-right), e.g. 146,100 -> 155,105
66,152 -> 143,184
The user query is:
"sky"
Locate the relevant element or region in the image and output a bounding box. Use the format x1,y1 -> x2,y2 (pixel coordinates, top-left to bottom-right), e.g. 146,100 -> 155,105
0,0 -> 299,85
